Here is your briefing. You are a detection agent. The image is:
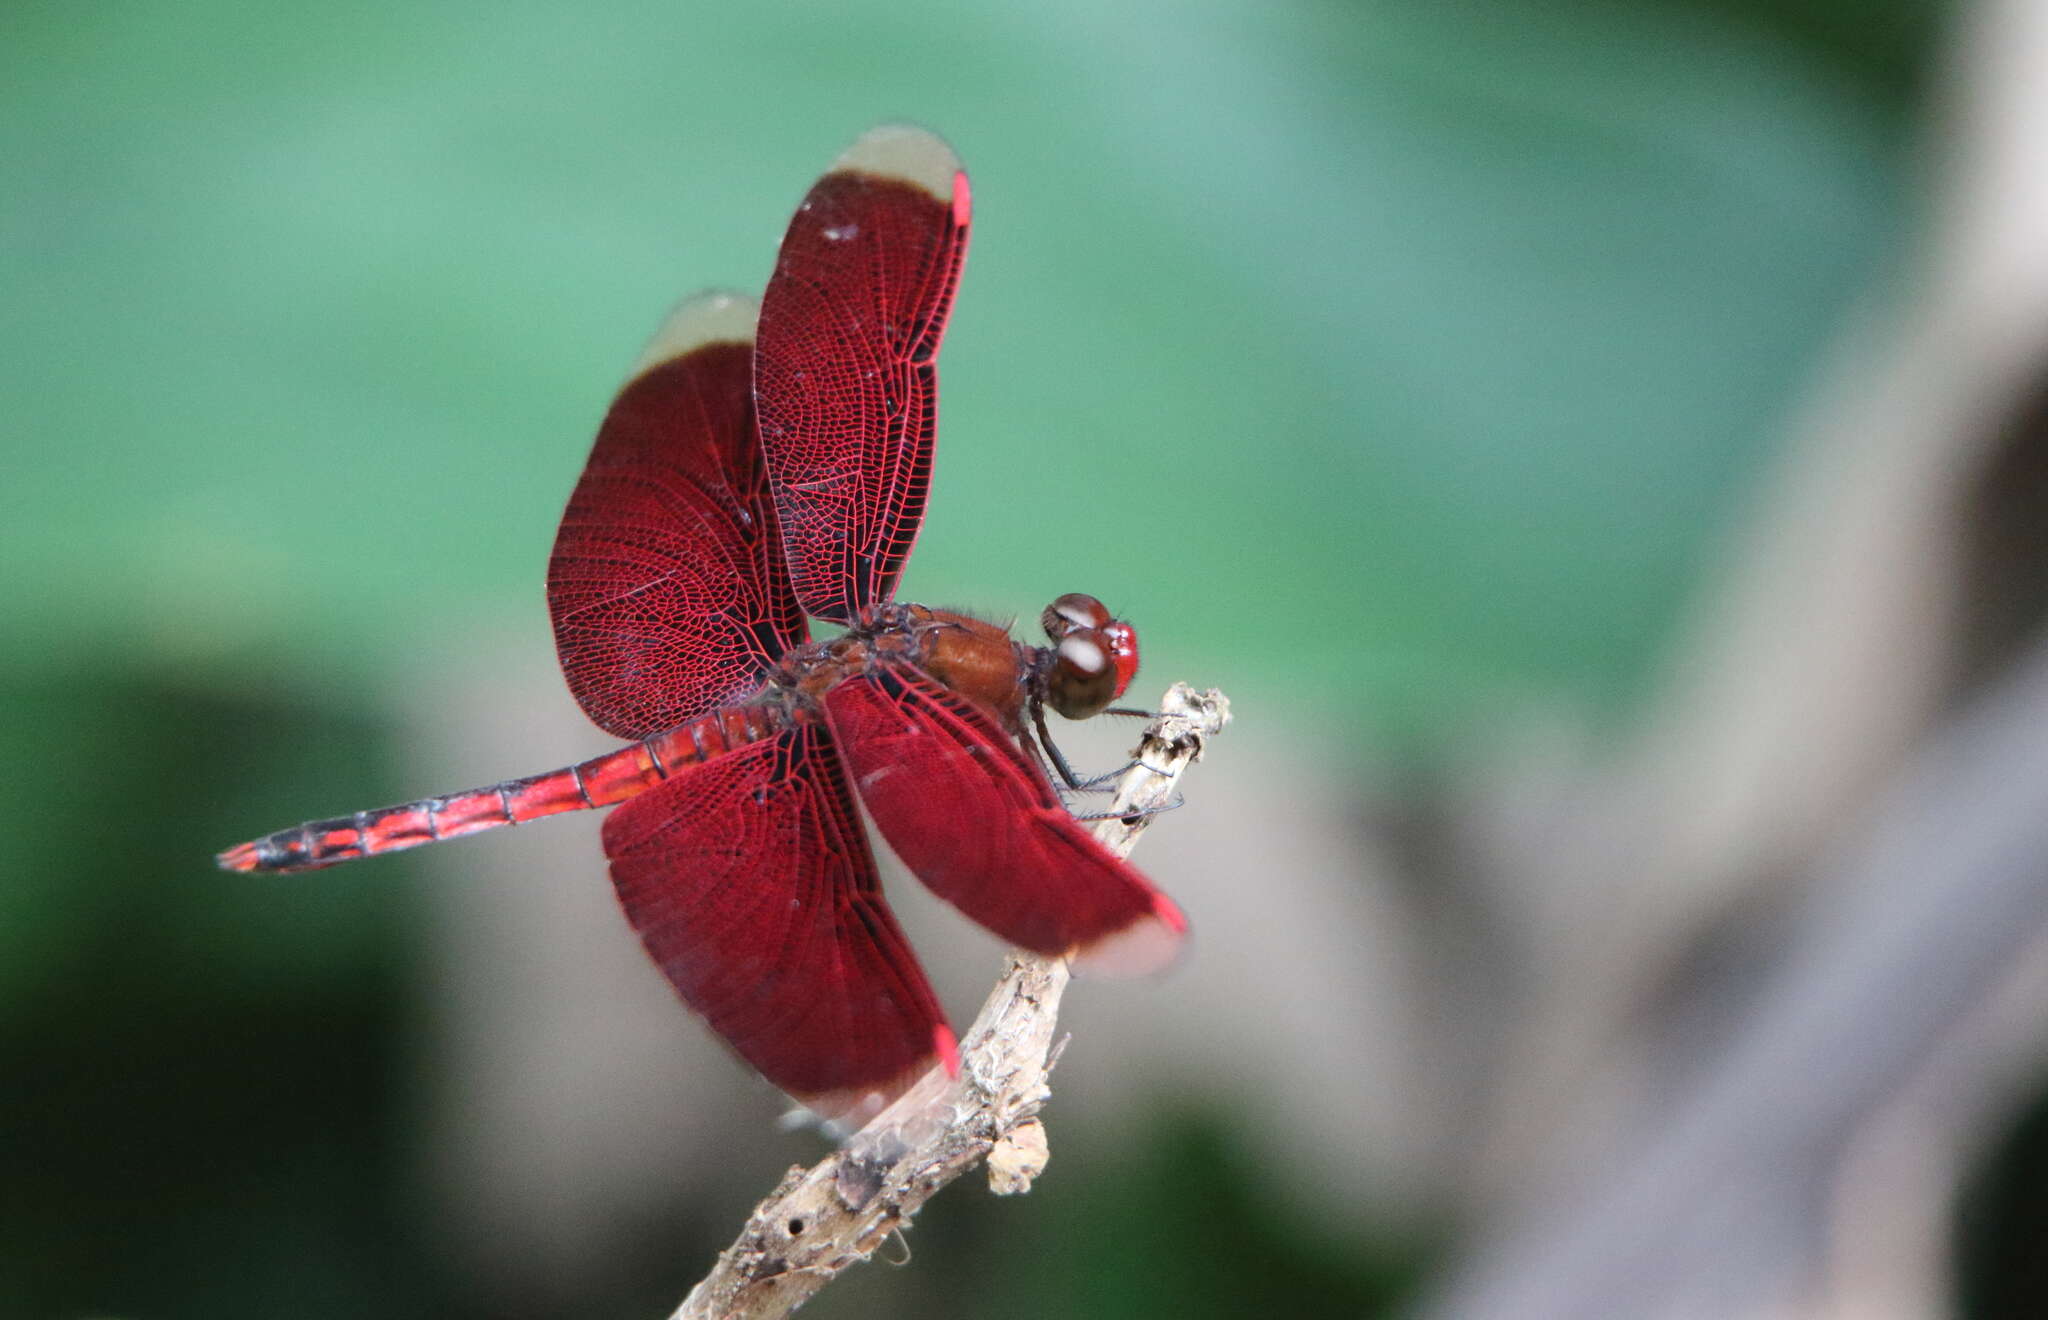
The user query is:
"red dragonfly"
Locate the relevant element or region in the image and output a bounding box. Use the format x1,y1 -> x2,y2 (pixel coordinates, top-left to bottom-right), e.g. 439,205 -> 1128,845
219,125 -> 1186,1124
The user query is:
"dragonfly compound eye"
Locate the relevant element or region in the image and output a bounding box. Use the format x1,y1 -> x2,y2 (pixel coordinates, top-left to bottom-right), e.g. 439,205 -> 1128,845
1049,632 -> 1117,719
1042,592 -> 1111,642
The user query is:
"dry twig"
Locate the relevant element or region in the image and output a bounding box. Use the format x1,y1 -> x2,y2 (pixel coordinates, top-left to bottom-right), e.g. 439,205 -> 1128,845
672,682 -> 1231,1320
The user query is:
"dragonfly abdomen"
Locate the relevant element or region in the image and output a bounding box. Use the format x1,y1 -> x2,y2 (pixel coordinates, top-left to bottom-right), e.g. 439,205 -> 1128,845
217,699 -> 788,874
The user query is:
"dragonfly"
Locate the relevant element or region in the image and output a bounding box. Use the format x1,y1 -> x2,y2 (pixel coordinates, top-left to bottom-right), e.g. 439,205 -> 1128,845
218,125 -> 1187,1125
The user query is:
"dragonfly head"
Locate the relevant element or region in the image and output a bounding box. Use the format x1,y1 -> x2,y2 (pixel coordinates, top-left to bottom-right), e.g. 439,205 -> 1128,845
1040,593 -> 1139,719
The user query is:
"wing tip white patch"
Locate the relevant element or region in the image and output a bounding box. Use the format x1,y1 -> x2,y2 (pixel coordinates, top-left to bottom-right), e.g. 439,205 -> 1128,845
629,288 -> 760,380
833,123 -> 964,206
793,1037 -> 955,1130
1070,906 -> 1187,978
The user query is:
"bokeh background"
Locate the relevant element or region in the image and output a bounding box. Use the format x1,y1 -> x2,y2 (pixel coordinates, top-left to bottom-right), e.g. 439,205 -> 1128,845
16,0 -> 2048,1316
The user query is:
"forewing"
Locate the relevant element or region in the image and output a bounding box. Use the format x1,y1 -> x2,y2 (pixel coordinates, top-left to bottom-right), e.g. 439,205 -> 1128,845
755,125 -> 972,622
603,723 -> 955,1122
825,665 -> 1187,975
548,292 -> 808,740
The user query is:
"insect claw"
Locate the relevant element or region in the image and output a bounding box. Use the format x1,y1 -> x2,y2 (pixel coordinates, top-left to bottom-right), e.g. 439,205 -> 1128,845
1071,793 -> 1186,824
1073,761 -> 1135,791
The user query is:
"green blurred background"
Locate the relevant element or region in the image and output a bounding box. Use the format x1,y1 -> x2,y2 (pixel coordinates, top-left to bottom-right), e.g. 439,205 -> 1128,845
1,0 -> 1955,1316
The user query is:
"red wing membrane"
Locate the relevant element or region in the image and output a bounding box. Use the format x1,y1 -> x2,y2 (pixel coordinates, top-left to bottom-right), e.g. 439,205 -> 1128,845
603,722 -> 954,1121
549,293 -> 808,740
825,664 -> 1187,975
755,125 -> 972,623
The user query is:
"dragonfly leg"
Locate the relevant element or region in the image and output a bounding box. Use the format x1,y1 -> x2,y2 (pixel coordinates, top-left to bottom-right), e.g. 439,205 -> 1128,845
1072,761 -> 1135,791
1069,793 -> 1186,824
1027,699 -> 1084,791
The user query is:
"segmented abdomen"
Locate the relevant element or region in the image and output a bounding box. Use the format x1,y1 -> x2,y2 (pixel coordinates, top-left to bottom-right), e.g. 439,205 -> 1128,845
217,701 -> 788,874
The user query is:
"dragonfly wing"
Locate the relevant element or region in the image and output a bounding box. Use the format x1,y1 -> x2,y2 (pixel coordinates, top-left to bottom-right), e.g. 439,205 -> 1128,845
755,125 -> 972,622
549,292 -> 808,739
824,664 -> 1187,975
603,722 -> 954,1123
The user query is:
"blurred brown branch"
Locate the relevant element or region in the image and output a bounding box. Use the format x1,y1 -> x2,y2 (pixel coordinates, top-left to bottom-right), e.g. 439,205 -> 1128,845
672,684 -> 1231,1320
1426,629 -> 2048,1319
1421,8 -> 2048,1307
